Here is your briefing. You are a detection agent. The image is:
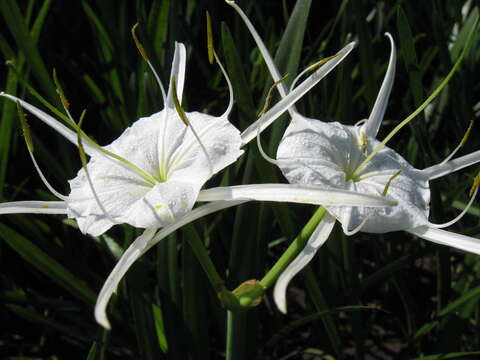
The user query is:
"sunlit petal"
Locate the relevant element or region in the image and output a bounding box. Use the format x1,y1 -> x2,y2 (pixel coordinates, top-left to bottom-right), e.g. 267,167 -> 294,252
197,184 -> 396,207
0,201 -> 67,215
408,226 -> 480,255
422,150 -> 480,180
361,33 -> 396,139
273,213 -> 336,313
95,228 -> 157,329
166,42 -> 187,109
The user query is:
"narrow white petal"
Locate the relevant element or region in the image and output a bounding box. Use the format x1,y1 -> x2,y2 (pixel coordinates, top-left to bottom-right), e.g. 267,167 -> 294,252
361,33 -> 396,138
240,42 -> 356,145
94,200 -> 247,329
95,228 -> 157,329
197,184 -> 396,207
422,150 -> 480,180
166,42 -> 187,109
0,93 -> 94,154
226,1 -> 292,106
0,201 -> 67,215
408,226 -> 480,255
274,213 -> 336,313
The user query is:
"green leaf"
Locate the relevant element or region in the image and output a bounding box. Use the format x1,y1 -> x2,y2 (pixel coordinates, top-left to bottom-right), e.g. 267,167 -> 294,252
86,342 -> 97,360
0,0 -> 58,104
152,304 -> 169,353
438,285 -> 480,317
0,223 -> 96,304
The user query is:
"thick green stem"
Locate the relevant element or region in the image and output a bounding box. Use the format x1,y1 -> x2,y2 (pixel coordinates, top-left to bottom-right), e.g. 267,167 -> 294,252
233,207 -> 327,308
260,206 -> 326,288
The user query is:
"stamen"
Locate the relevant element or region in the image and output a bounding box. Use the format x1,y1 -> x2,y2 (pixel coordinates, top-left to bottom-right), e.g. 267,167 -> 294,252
258,74 -> 289,117
16,102 -> 67,201
352,19 -> 478,178
382,169 -> 402,196
171,76 -> 214,176
53,69 -> 76,125
439,120 -> 474,165
131,23 -> 167,105
428,174 -> 479,229
16,101 -> 34,153
206,11 -> 214,65
289,54 -> 342,92
77,110 -> 115,223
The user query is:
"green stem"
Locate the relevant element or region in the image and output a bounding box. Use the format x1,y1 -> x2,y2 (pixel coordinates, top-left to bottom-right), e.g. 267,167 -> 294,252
233,207 -> 327,308
260,206 -> 327,288
185,233 -> 225,292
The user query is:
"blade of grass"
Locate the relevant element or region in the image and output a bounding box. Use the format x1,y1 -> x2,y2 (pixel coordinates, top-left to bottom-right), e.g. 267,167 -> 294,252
0,223 -> 96,304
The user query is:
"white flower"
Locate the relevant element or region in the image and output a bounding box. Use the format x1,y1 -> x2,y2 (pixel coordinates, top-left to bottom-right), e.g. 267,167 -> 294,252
1,37 -> 394,328
229,0 -> 480,313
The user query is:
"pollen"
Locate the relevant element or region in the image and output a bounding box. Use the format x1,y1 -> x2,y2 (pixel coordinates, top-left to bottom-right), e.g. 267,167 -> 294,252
41,205 -> 49,208
155,205 -> 163,210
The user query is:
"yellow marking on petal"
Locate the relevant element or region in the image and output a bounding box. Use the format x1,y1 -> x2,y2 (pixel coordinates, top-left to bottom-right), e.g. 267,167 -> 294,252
155,205 -> 163,210
41,205 -> 49,209
53,69 -> 70,111
258,74 -> 289,117
16,101 -> 34,152
206,11 -> 214,64
469,174 -> 480,197
382,170 -> 402,197
131,23 -> 149,61
460,120 -> 474,147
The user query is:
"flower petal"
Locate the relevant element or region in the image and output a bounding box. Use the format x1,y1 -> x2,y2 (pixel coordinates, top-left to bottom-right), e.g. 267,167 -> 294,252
240,42 -> 356,145
408,226 -> 480,255
197,184 -> 396,207
0,201 -> 67,215
166,42 -> 187,109
421,150 -> 480,180
0,93 -> 95,154
95,227 -> 157,329
95,200 -> 247,329
273,213 -> 336,313
361,33 -> 396,139
226,0 -> 290,100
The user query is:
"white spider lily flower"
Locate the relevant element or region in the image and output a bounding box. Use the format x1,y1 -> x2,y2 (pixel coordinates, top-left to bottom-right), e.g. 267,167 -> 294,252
2,43 -> 244,236
230,1 -> 480,313
275,36 -> 480,312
